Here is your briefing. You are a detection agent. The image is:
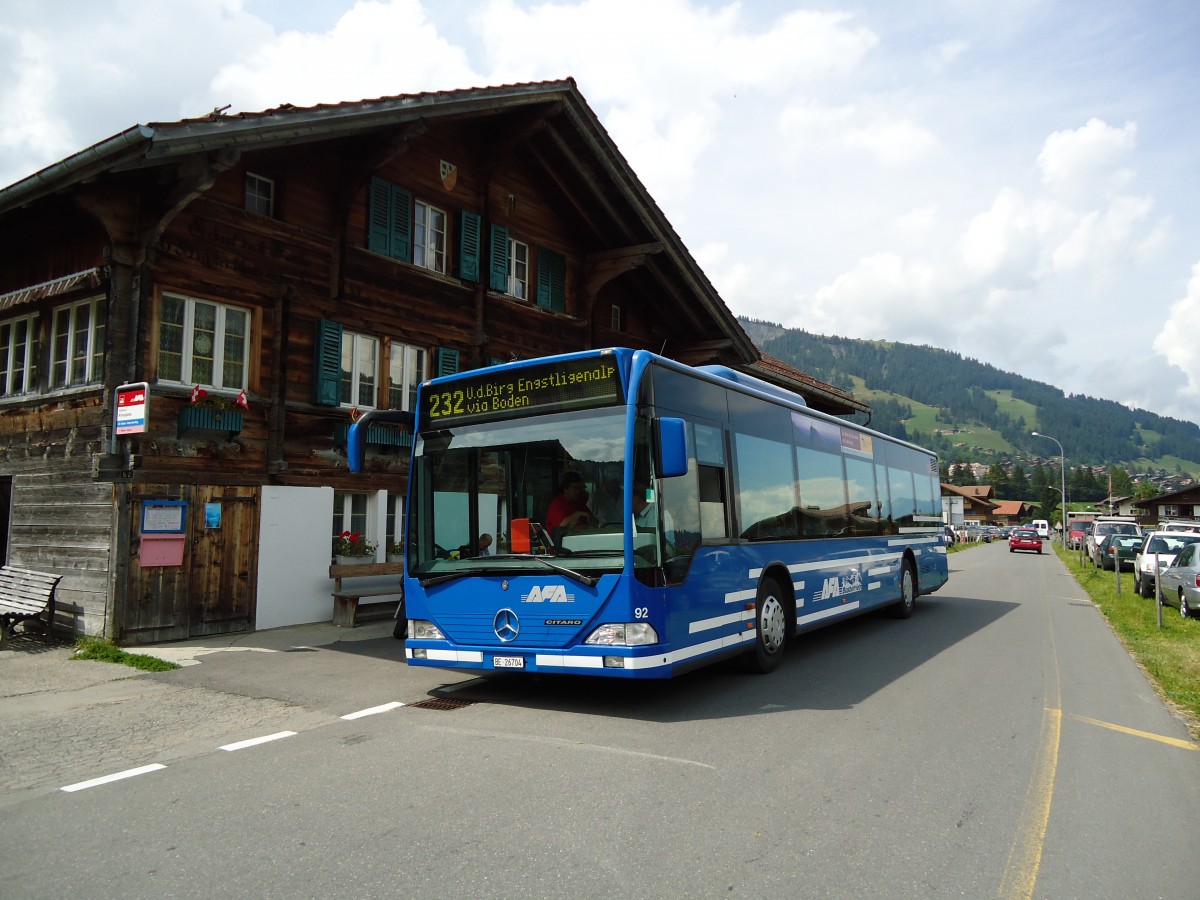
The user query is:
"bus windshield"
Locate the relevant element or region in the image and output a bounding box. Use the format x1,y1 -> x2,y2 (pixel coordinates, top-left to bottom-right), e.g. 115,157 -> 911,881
407,406 -> 661,580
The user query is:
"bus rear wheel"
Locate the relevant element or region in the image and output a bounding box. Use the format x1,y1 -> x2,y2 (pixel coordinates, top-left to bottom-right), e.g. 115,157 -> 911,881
890,561 -> 917,619
750,576 -> 789,674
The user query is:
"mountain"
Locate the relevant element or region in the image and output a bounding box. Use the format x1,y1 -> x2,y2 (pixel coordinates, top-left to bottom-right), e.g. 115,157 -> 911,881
741,317 -> 1200,487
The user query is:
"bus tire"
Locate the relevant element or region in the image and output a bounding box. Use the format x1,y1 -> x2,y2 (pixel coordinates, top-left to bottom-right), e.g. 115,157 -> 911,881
750,576 -> 788,674
890,560 -> 917,619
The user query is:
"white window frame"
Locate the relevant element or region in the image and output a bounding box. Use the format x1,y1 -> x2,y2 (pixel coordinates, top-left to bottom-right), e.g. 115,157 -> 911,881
508,238 -> 528,300
0,312 -> 37,397
388,341 -> 425,411
386,493 -> 405,551
245,172 -> 275,217
51,295 -> 105,389
158,293 -> 250,391
333,491 -> 370,555
414,200 -> 447,274
340,330 -> 379,409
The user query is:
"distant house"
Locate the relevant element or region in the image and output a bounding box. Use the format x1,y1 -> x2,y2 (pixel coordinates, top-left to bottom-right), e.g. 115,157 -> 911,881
990,499 -> 1035,527
1135,486 -> 1200,524
941,483 -> 997,524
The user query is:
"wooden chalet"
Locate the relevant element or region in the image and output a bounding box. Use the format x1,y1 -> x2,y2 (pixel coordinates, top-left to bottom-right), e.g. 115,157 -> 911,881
0,79 -> 866,644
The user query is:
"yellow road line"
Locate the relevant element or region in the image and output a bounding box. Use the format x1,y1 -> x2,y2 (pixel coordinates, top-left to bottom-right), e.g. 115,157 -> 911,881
1068,713 -> 1197,751
998,706 -> 1062,900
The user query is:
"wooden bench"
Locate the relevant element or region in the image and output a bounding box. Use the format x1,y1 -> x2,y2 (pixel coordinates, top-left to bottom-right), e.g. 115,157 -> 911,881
0,565 -> 63,645
329,561 -> 404,627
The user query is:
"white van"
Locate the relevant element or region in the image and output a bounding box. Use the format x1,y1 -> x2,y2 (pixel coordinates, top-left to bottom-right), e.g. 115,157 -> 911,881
1031,520 -> 1050,539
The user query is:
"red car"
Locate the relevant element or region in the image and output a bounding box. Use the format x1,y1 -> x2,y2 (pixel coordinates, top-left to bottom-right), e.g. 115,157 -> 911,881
1009,528 -> 1043,554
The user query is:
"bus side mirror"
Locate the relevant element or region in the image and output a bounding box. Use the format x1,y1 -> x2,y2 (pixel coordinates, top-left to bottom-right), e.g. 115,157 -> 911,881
654,416 -> 688,478
348,410 -> 415,473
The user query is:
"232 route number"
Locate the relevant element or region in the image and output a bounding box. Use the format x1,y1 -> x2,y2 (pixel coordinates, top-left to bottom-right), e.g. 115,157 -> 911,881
428,390 -> 465,419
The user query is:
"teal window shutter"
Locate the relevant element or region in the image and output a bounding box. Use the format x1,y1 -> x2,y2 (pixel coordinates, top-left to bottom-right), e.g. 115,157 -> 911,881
435,347 -> 460,377
391,184 -> 412,263
367,177 -> 412,262
367,177 -> 392,255
313,318 -> 344,406
536,246 -> 566,312
488,224 -> 510,292
458,211 -> 481,282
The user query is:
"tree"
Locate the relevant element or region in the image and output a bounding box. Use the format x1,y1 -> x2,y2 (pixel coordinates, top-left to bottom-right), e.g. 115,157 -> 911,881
986,463 -> 1010,499
1031,463 -> 1049,496
1110,467 -> 1134,496
1009,465 -> 1031,499
951,460 -> 976,486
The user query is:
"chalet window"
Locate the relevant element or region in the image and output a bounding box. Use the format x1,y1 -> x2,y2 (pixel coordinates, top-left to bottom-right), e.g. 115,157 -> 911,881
333,491 -> 372,557
159,293 -> 249,391
51,296 -> 105,388
245,173 -> 275,217
414,201 -> 447,274
340,331 -> 378,409
508,239 -> 529,300
0,313 -> 37,397
386,493 -> 404,551
388,342 -> 425,411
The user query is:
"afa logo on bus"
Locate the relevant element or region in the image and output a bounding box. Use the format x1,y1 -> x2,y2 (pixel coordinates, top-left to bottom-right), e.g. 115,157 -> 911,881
521,585 -> 575,603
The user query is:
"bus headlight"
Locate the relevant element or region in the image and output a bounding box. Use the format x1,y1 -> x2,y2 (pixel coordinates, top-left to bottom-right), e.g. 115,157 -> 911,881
409,620 -> 445,640
584,622 -> 659,646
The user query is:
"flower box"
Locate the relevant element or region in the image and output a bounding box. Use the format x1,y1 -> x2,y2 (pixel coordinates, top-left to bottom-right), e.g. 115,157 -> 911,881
178,407 -> 243,439
333,422 -> 413,448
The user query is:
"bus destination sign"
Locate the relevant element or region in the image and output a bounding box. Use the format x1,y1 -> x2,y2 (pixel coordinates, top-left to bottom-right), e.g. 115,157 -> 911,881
421,355 -> 624,429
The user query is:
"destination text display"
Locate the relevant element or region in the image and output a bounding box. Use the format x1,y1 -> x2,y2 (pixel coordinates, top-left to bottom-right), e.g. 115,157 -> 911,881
420,357 -> 623,429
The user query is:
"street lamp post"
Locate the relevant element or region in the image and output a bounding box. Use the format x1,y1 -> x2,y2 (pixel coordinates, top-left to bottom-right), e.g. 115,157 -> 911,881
1032,431 -> 1068,543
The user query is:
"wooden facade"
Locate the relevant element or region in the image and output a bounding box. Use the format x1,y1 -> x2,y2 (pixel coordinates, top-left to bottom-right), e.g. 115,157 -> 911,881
0,80 -> 865,644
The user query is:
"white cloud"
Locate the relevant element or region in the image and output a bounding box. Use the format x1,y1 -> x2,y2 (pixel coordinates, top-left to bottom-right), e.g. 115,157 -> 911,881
1153,262 -> 1200,399
959,188 -> 1040,287
925,38 -> 969,73
1037,118 -> 1138,201
211,0 -> 478,110
778,100 -> 939,167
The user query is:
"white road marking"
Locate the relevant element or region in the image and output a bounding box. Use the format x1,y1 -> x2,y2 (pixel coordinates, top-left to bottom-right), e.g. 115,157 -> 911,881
61,763 -> 167,793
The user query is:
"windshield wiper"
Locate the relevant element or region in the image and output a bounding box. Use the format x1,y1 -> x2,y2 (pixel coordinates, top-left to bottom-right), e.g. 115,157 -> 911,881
525,556 -> 599,587
417,556 -> 599,588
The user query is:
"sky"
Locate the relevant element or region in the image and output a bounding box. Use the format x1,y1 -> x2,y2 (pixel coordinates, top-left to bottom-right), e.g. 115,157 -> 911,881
4,0 -> 1200,425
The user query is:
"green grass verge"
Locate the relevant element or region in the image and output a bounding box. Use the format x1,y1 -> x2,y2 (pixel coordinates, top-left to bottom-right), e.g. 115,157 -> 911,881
1054,543 -> 1200,738
71,637 -> 179,672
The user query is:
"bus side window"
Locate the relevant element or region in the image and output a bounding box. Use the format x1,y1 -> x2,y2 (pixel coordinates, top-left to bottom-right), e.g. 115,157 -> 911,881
698,464 -> 727,538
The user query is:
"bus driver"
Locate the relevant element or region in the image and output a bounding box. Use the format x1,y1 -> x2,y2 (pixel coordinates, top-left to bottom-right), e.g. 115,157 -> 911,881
546,471 -> 597,534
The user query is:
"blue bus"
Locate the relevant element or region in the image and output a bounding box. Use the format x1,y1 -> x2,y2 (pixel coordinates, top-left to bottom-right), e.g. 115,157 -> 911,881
350,348 -> 948,678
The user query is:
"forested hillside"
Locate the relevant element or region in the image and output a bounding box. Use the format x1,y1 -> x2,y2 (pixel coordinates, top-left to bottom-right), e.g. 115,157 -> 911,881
741,317 -> 1200,475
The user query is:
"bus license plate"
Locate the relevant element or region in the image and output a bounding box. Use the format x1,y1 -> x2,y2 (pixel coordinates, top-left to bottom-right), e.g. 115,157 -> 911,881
493,655 -> 524,669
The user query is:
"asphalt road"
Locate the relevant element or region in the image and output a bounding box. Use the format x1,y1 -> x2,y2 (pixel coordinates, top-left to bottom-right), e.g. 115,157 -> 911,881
2,544 -> 1198,898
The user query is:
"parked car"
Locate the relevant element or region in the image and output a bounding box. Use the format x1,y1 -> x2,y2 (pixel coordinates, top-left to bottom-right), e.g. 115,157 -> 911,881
1156,542 -> 1200,618
1095,534 -> 1142,571
1068,526 -> 1088,550
1134,532 -> 1200,598
1009,528 -> 1043,554
1085,518 -> 1142,562
1158,520 -> 1200,533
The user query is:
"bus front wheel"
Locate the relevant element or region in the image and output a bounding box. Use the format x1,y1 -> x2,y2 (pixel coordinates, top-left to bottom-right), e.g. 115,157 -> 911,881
890,561 -> 917,619
751,576 -> 789,674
